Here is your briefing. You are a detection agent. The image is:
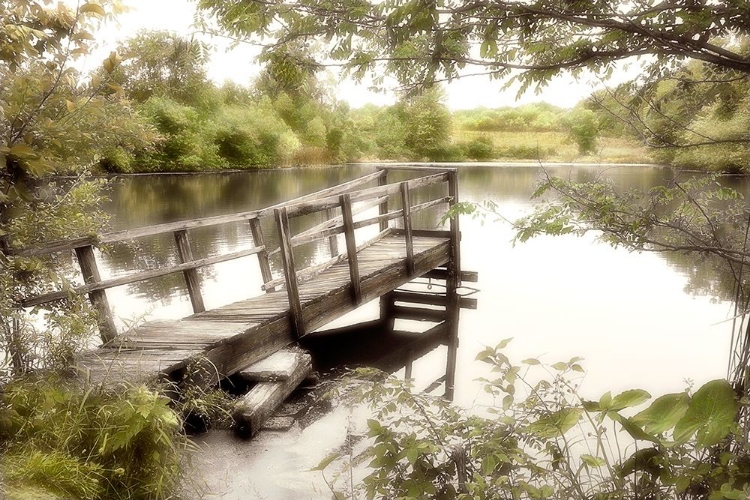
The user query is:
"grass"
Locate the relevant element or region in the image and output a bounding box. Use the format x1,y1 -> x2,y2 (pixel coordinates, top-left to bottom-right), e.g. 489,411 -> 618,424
452,130 -> 653,164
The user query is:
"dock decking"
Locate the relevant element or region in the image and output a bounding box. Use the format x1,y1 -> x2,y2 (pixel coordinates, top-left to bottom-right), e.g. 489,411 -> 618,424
9,166 -> 465,397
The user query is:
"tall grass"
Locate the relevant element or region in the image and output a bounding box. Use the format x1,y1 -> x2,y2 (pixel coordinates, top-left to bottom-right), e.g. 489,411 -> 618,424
0,376 -> 190,499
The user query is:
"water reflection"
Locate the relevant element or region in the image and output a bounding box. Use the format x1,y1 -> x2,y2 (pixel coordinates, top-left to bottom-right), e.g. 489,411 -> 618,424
99,164 -> 749,399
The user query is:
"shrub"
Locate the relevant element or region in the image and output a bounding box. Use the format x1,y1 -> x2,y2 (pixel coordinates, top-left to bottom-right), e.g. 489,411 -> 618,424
0,377 -> 189,500
462,136 -> 495,160
322,343 -> 748,499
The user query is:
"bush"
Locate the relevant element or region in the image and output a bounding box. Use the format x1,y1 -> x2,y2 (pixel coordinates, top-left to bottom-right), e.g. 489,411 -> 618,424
0,377 -> 189,500
322,343 -> 748,500
461,136 -> 495,160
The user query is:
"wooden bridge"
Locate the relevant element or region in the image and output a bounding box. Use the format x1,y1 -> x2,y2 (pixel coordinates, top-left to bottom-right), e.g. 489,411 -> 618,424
11,166 -> 475,430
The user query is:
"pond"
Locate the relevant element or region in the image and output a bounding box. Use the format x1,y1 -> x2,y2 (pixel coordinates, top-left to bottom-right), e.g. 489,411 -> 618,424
99,164 -> 743,498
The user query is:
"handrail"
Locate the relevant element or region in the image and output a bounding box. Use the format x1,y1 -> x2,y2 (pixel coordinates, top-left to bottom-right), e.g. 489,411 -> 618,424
22,245 -> 265,308
285,172 -> 448,217
5,169 -> 387,258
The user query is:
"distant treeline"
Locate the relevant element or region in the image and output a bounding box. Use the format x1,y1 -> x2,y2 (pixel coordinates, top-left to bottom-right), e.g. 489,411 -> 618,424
99,31 -> 749,173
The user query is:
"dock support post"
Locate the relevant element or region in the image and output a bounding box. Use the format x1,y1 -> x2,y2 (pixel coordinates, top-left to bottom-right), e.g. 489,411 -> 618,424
75,245 -> 117,343
444,170 -> 461,401
340,193 -> 362,304
174,230 -> 206,314
377,168 -> 389,232
325,207 -> 339,257
275,207 -> 304,338
249,218 -> 274,293
400,182 -> 415,276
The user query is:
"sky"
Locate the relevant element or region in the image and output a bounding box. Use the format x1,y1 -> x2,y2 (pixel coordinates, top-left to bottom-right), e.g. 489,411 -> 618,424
85,0 -> 641,110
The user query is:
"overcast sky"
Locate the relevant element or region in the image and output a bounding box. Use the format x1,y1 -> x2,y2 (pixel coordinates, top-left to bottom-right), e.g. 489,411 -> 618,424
85,0 -> 641,109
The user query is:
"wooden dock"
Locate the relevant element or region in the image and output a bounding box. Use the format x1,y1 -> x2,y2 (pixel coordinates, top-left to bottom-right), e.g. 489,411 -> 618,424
9,166 -> 469,406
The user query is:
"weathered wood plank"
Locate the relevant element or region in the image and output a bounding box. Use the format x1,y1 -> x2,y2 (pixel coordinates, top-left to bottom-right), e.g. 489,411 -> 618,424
249,218 -> 274,293
400,182 -> 415,276
75,245 -> 117,342
378,168 -> 389,232
275,207 -> 304,338
325,208 -> 339,257
24,246 -> 265,307
340,193 -> 361,304
286,172 -> 449,217
238,348 -> 308,382
392,290 -> 477,310
234,353 -> 312,437
421,268 -> 478,283
174,230 -> 205,313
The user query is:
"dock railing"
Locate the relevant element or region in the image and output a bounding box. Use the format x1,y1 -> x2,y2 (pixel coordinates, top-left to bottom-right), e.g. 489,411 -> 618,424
4,166 -> 460,343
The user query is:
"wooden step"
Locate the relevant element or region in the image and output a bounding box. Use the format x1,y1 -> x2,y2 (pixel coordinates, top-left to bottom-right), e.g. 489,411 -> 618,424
233,350 -> 313,438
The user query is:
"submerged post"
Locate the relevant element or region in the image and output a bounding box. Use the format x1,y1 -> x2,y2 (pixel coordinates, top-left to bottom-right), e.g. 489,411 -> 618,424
275,207 -> 304,338
444,169 -> 461,400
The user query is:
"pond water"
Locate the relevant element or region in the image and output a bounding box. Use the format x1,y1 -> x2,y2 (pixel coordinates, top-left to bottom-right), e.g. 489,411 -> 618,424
98,164 -> 745,498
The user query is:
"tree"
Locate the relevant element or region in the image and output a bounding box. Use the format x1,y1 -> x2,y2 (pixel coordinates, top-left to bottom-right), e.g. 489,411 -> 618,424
0,0 -> 152,375
197,0 -> 750,92
114,30 -> 213,107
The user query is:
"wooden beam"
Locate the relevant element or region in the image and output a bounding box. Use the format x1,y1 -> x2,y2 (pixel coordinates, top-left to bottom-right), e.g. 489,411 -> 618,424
325,208 -> 339,257
75,245 -> 117,343
377,168 -> 389,232
392,290 -> 477,310
373,165 -> 458,173
275,207 -> 304,338
400,182 -> 415,276
23,246 -> 265,307
249,218 -> 274,293
286,172 -> 448,217
233,353 -> 312,438
421,268 -> 478,283
237,348 -> 309,382
174,230 -> 205,314
340,193 -> 362,304
391,305 -> 446,322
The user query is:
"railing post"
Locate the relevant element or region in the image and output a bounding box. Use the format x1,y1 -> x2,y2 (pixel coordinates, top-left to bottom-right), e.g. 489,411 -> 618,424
249,218 -> 274,293
377,168 -> 389,232
275,207 -> 304,338
173,230 -> 206,313
75,245 -> 117,343
444,170 -> 461,400
340,193 -> 362,304
400,182 -> 415,276
325,208 -> 339,257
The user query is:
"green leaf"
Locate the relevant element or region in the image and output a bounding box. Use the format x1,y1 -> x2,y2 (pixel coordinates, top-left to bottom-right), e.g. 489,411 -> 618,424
551,362 -> 567,371
632,392 -> 689,434
581,454 -> 605,468
310,452 -> 341,471
522,358 -> 540,365
673,379 -> 737,447
609,411 -> 659,443
610,389 -> 651,411
496,337 -> 513,350
9,144 -> 35,159
527,408 -> 582,439
80,3 -> 106,15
